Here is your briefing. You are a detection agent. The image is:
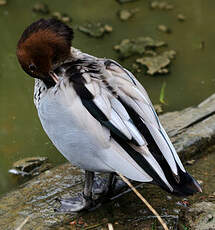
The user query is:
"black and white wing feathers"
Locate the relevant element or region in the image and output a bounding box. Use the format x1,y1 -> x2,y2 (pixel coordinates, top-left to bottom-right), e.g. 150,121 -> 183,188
55,55 -> 201,196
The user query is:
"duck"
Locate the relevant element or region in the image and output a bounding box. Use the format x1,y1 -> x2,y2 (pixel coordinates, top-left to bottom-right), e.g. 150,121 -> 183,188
16,18 -> 201,212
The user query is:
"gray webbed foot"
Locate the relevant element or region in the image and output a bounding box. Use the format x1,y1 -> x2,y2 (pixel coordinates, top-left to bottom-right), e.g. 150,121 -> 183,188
54,172 -> 130,213
92,176 -> 109,196
55,193 -> 95,213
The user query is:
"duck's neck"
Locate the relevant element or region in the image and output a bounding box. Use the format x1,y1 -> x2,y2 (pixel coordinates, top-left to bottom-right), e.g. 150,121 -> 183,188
42,77 -> 56,89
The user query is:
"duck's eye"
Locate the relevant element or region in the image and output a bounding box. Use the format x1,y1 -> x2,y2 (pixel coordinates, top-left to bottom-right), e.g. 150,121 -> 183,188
29,63 -> 37,72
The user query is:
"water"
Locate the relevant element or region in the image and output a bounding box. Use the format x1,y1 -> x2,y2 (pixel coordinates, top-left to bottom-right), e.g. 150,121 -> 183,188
0,0 -> 215,196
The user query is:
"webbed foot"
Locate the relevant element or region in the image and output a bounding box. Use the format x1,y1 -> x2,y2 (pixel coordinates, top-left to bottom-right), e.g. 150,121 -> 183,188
55,193 -> 101,212
54,172 -> 129,213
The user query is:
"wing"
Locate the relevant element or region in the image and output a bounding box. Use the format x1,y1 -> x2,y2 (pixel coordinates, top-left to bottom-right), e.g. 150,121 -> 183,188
55,54 -> 201,195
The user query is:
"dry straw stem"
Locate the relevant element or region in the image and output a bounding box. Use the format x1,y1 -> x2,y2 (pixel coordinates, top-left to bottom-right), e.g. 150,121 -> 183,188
118,173 -> 169,230
107,223 -> 114,230
15,216 -> 31,230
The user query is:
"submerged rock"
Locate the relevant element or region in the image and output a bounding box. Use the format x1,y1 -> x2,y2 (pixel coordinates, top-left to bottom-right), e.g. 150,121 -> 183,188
9,156 -> 51,176
150,1 -> 174,10
177,14 -> 186,21
157,24 -> 171,33
78,23 -> 112,38
114,37 -> 165,58
32,3 -> 50,14
0,0 -> 7,6
132,63 -> 141,73
136,50 -> 176,75
51,12 -> 72,23
180,202 -> 215,230
116,0 -> 138,4
117,8 -> 139,21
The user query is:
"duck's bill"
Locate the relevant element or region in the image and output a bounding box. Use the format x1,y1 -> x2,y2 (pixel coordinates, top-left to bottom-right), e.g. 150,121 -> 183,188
49,71 -> 59,83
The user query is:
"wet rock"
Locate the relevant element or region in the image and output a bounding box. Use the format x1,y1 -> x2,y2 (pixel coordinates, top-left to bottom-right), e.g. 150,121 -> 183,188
114,37 -> 165,58
160,93 -> 215,158
32,3 -> 50,14
136,50 -> 176,75
157,24 -> 171,33
2,94 -> 215,229
150,1 -> 174,10
117,8 -> 139,21
177,14 -> 186,22
186,159 -> 195,165
78,23 -> 112,38
51,12 -> 72,23
116,0 -> 138,4
0,164 -> 84,229
9,157 -> 51,176
180,202 -> 215,229
0,0 -> 6,6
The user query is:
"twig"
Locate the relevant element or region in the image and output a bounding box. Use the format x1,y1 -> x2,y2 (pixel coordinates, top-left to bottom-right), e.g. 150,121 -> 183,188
107,223 -> 114,230
85,223 -> 103,230
117,173 -> 169,230
15,216 -> 30,230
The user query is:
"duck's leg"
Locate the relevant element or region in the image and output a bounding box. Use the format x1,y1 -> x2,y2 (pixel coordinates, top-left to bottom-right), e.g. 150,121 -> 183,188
83,170 -> 94,203
92,173 -> 127,200
56,170 -> 95,212
106,173 -> 128,196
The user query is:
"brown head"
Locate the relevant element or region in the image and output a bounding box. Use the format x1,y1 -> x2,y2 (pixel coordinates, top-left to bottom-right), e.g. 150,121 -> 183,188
16,18 -> 73,87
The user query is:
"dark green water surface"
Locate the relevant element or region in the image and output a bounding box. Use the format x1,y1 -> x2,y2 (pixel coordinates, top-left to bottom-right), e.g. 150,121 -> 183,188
0,0 -> 215,196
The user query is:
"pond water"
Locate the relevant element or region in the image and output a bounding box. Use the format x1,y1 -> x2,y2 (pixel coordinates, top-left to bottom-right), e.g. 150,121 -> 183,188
0,0 -> 215,196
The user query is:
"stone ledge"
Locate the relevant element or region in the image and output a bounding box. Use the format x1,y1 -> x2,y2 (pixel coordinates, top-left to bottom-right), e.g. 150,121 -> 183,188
1,94 -> 215,229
